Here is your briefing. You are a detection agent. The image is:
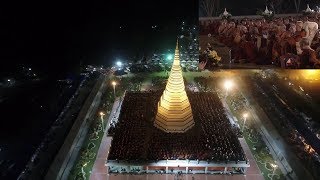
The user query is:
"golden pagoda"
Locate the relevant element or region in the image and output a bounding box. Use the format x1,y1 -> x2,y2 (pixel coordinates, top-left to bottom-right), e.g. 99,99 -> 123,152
154,40 -> 194,133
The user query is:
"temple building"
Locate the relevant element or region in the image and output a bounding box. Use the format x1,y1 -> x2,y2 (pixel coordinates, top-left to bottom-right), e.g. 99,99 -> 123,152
154,40 -> 195,133
106,41 -> 249,176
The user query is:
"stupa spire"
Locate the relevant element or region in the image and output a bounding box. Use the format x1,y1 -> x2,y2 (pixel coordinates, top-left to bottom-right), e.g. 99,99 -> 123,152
176,39 -> 179,49
173,40 -> 180,66
154,39 -> 194,133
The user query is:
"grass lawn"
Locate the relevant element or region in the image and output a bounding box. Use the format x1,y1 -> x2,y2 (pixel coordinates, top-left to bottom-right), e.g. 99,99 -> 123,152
68,79 -> 116,180
68,118 -> 106,180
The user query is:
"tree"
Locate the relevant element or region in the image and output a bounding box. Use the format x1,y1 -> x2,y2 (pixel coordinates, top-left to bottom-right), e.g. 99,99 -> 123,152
142,54 -> 147,63
133,52 -> 141,63
266,0 -> 285,14
200,0 -> 220,17
292,0 -> 301,13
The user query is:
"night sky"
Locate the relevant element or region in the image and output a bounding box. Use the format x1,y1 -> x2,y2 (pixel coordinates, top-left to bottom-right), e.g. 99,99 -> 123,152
0,0 -> 198,77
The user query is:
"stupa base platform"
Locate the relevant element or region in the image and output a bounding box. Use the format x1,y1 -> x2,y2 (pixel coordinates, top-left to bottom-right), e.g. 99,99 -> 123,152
108,91 -> 247,169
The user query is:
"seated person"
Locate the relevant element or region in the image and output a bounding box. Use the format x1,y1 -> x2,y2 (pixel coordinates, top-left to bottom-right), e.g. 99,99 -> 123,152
279,53 -> 300,68
299,38 -> 320,68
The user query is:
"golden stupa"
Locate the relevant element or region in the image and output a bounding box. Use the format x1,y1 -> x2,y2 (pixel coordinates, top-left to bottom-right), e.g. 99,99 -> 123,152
154,40 -> 194,133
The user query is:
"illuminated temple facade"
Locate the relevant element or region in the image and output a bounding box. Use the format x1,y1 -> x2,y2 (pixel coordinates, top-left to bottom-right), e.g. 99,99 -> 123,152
154,41 -> 194,133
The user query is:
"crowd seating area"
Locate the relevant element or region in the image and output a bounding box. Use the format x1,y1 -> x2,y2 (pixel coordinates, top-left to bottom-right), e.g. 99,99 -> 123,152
108,91 -> 246,163
108,91 -> 161,161
200,16 -> 320,68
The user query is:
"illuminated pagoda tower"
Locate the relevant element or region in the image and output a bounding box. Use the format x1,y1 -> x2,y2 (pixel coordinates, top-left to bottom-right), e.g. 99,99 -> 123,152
154,40 -> 194,133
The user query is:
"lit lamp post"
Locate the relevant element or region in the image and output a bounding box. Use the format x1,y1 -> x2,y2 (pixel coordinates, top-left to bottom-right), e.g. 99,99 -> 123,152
242,113 -> 249,132
271,163 -> 278,180
116,61 -> 122,67
166,54 -> 173,61
100,112 -> 105,132
224,80 -> 233,97
112,81 -> 117,98
82,162 -> 87,179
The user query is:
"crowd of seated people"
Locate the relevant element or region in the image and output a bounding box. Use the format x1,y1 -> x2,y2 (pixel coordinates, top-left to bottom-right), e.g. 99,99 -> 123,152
200,16 -> 320,68
108,91 -> 246,163
108,91 -> 162,161
192,92 -> 245,162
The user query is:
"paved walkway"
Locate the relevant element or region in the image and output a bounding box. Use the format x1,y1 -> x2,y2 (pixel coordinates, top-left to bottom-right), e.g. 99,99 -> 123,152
220,95 -> 263,180
238,138 -> 264,180
90,137 -> 112,180
90,98 -> 122,180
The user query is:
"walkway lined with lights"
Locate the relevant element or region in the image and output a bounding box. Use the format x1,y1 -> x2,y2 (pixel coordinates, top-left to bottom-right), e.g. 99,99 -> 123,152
238,138 -> 264,180
90,98 -> 122,180
219,90 -> 263,179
